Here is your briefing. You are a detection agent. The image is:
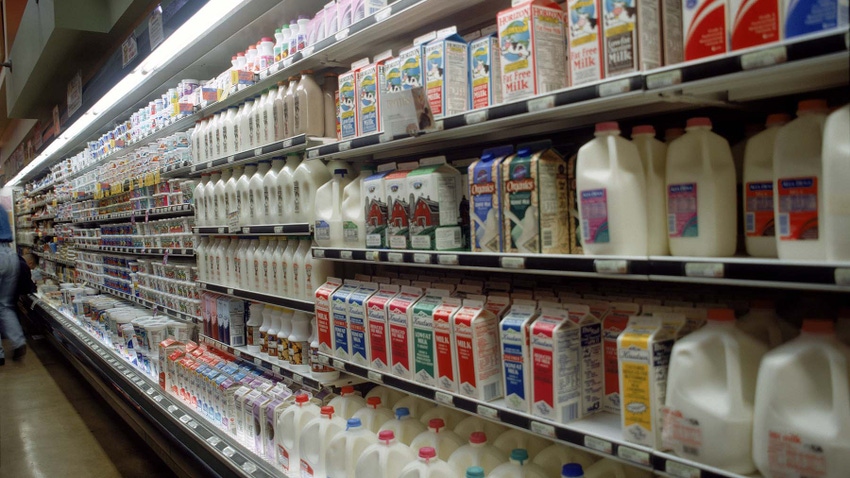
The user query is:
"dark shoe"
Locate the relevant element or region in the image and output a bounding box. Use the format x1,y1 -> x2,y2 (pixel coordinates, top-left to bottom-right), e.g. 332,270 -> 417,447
12,345 -> 26,361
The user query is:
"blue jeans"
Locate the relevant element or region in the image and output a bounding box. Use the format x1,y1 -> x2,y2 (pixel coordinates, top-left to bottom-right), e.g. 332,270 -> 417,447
0,245 -> 24,359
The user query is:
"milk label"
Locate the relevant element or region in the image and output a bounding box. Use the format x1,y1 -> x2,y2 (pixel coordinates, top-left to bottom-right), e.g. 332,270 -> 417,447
385,57 -> 403,93
469,148 -> 510,252
531,309 -> 582,422
434,299 -> 462,392
388,287 -> 424,379
777,177 -> 818,241
784,0 -> 843,38
453,306 -> 503,401
411,294 -> 446,387
684,0 -> 729,60
332,282 -> 361,360
602,0 -> 662,76
730,0 -> 780,49
501,302 -> 539,413
745,181 -> 775,238
408,157 -> 463,251
385,163 -> 417,249
348,283 -> 379,366
398,44 -> 424,91
357,53 -> 392,135
568,0 -> 604,84
339,70 -> 358,139
668,183 -> 698,237
425,34 -> 469,118
366,286 -> 400,371
602,302 -> 641,413
469,34 -> 503,109
363,168 -> 393,248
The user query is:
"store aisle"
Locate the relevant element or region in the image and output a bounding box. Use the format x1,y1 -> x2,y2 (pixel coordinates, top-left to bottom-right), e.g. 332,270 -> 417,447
0,335 -> 176,478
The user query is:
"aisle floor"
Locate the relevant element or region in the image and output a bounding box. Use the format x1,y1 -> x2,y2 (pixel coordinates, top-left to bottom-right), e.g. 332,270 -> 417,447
0,335 -> 176,478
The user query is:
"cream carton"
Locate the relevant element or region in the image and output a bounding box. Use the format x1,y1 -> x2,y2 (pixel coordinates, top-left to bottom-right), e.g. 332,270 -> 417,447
602,302 -> 641,413
348,281 -> 379,367
424,28 -> 469,118
453,302 -> 503,401
469,29 -> 503,109
601,0 -> 662,76
502,142 -> 570,254
408,156 -> 463,251
500,299 -> 540,413
617,316 -> 675,448
567,0 -> 605,84
564,304 -> 604,418
531,307 -> 582,422
683,0 -> 729,60
386,161 -> 419,249
364,163 -> 395,249
332,280 -> 362,361
469,146 -> 513,252
434,298 -> 463,392
357,50 -> 393,136
411,289 -> 451,387
497,1 -> 568,102
388,286 -> 425,379
366,284 -> 401,372
315,278 -> 343,354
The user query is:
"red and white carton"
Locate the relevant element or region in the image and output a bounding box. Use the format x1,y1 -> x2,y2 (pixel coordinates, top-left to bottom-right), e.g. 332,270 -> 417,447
388,285 -> 425,379
729,0 -> 780,50
315,278 -> 343,354
601,302 -> 641,413
453,300 -> 503,401
684,0 -> 729,60
159,338 -> 184,390
366,284 -> 401,372
531,307 -> 582,422
433,297 -> 463,392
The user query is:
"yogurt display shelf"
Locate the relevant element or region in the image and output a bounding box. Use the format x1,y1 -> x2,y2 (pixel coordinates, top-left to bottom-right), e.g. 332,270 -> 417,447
72,204 -> 194,225
84,282 -> 198,324
197,281 -> 315,314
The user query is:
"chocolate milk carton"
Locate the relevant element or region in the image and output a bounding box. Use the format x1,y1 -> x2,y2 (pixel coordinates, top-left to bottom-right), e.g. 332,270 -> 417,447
469,29 -> 503,110
425,27 -> 470,118
602,0 -> 662,76
567,0 -> 605,85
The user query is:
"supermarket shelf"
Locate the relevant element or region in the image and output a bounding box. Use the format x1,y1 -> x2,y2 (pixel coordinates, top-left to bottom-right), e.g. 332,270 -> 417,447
76,244 -> 195,257
55,218 -> 75,224
197,281 -> 315,314
31,198 -> 54,208
198,335 -> 364,393
31,300 -> 282,478
194,223 -> 311,236
313,248 -> 850,292
32,251 -> 76,267
32,214 -> 56,222
27,182 -> 55,196
72,204 -> 194,224
84,281 -> 199,324
185,134 -> 323,177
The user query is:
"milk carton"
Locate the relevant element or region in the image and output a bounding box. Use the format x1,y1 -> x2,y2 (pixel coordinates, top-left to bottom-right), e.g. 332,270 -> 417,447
530,308 -> 582,423
500,300 -> 540,413
367,284 -> 401,372
315,278 -> 343,354
662,0 -> 684,65
364,163 -> 395,249
469,146 -> 512,252
602,0 -> 662,76
433,298 -> 463,392
567,0 -> 604,85
339,62 -> 365,139
684,0 -> 729,60
617,316 -> 675,448
563,304 -> 603,418
388,286 -> 425,379
332,280 -> 362,361
497,1 -> 568,102
411,289 -> 451,387
453,302 -> 503,401
386,161 -> 419,249
784,0 -> 844,39
407,156 -> 463,251
602,302 -> 641,414
392,32 -> 436,92
730,0 -> 780,50
357,51 -> 393,136
469,30 -> 503,109
348,282 -> 379,367
502,143 -> 569,254
424,28 -> 469,118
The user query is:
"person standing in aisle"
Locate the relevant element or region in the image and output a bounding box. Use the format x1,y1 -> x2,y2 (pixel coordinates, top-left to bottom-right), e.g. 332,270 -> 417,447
0,205 -> 26,365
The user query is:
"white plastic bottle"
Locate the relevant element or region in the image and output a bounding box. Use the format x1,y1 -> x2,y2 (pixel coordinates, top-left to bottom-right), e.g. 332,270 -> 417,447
248,238 -> 262,291
753,319 -> 850,477
274,80 -> 287,140
237,238 -> 252,289
225,165 -> 243,224
300,405 -> 347,478
194,174 -> 209,226
487,449 -> 547,478
353,396 -> 396,433
823,104 -> 850,261
315,168 -> 352,247
250,160 -> 271,224
295,70 -> 325,137
448,432 -> 507,476
258,302 -> 271,354
577,122 -> 648,255
273,28 -> 285,63
280,239 -> 298,297
326,417 -> 378,478
213,168 -> 231,225
276,393 -> 321,474
224,237 -> 240,286
292,238 -> 312,299
204,171 -> 221,227
240,99 -> 255,151
355,430 -> 416,478
737,300 -> 783,349
323,73 -> 338,139
341,164 -> 374,248
276,307 -> 293,363
379,407 -> 427,446
253,92 -> 267,147
328,386 -> 368,420
284,76 -> 299,139
288,311 -> 312,372
266,299 -> 281,360
246,303 -> 264,353
666,118 -> 737,257
192,121 -> 204,164
222,106 -> 239,157
399,446 -> 459,477
258,37 -> 274,70
365,386 -> 407,409
742,114 -> 791,257
631,125 -> 669,256
291,157 -> 332,224
410,418 -> 465,461
237,163 -> 257,226
263,86 -> 278,145
196,237 -> 209,281
296,16 -> 309,50
263,158 -> 284,225
279,153 -> 302,223
419,406 -> 467,431
773,100 -> 830,260
288,21 -> 300,56
533,443 -> 596,477
260,237 -> 276,292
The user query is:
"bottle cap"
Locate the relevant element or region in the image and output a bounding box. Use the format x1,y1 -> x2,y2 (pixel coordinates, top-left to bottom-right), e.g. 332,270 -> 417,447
340,385 -> 355,395
262,37 -> 274,42
378,430 -> 395,442
687,117 -> 712,128
707,308 -> 735,322
418,447 -> 437,459
346,418 -> 362,429
595,121 -> 619,133
428,418 -> 445,431
469,432 -> 487,444
367,396 -> 383,408
765,113 -> 792,126
466,466 -> 485,478
295,393 -> 309,404
395,407 -> 410,419
510,449 -> 529,463
321,405 -> 334,416
632,125 -> 655,135
562,463 -> 585,477
797,99 -> 828,113
802,319 -> 834,334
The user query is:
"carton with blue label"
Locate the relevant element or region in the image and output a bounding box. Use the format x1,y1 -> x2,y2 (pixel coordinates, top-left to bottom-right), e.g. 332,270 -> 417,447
469,28 -> 503,110
500,299 -> 540,413
424,27 -> 469,119
782,0 -> 844,39
357,50 -> 393,136
469,146 -> 513,252
339,59 -> 370,139
348,282 -> 379,367
407,156 -> 463,251
388,31 -> 435,95
332,280 -> 362,361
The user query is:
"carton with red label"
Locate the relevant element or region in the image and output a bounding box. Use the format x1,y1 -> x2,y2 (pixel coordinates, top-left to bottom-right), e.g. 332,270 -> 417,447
531,307 -> 582,422
388,286 -> 425,379
433,298 -> 463,392
367,284 -> 401,372
315,278 -> 343,355
729,0 -> 780,50
684,0 -> 729,60
453,301 -> 503,401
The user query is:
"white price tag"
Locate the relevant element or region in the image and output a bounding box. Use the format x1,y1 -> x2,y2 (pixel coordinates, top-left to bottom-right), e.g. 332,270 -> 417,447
835,268 -> 850,286
464,110 -> 488,125
253,357 -> 262,366
341,250 -> 353,260
375,7 -> 392,22
314,249 -> 326,258
187,420 -> 198,429
338,141 -> 351,152
477,404 -> 499,420
273,226 -> 283,233
646,69 -> 682,90
318,354 -> 330,365
665,460 -> 701,478
242,227 -> 250,234
527,95 -> 555,112
335,28 -> 350,41
741,45 -> 787,70
413,253 -> 431,264
222,446 -> 236,457
272,365 -> 282,374
583,435 -> 613,454
253,147 -> 263,157
530,421 -> 556,438
437,254 -> 459,265
179,414 -> 191,424
292,374 -> 304,384
217,227 -> 226,234
302,46 -> 314,57
307,149 -> 319,159
207,435 -> 222,446
366,251 -> 380,262
388,252 -> 404,263
685,262 -> 724,278
227,288 -> 234,295
153,394 -> 163,402
594,259 -> 628,274
599,78 -> 632,97
367,370 -> 383,383
501,256 -> 525,269
241,462 -> 257,474
435,391 -> 454,406
283,138 -> 293,148
199,282 -> 206,289
333,358 -> 346,369
227,156 -> 235,164
617,446 -> 651,466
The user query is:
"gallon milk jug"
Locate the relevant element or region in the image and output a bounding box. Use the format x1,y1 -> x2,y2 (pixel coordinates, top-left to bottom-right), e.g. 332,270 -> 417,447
225,165 -> 242,225
276,393 -> 320,474
576,122 -> 648,255
773,100 -> 830,260
753,319 -> 850,478
454,415 -> 508,443
295,70 -> 325,137
365,385 -> 407,408
666,117 -> 737,257
419,405 -> 467,430
379,407 -> 427,446
583,458 -> 653,478
823,104 -> 850,261
663,308 -> 768,473
250,160 -> 271,224
448,431 -> 508,475
300,405 -> 347,478
283,76 -> 299,139
315,168 -> 352,247
194,174 -> 209,226
393,395 -> 436,419
237,163 -> 257,226
533,443 -> 596,477
737,300 -> 783,349
279,153 -> 302,223
409,418 -> 465,460
213,168 -> 232,225
328,385 -> 367,419
492,429 -> 550,459
263,158 -> 284,225
487,449 -> 547,478
341,164 -> 376,248
204,171 -> 220,226
355,430 -> 416,478
631,125 -> 669,255
353,396 -> 396,433
326,417 -> 378,478
399,447 -> 460,477
292,158 -> 332,223
742,114 -> 791,257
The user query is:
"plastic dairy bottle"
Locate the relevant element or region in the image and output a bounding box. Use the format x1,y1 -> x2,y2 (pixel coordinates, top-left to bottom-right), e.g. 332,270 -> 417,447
246,303 -> 264,352
292,157 -> 332,223
279,25 -> 291,61
379,407 -> 427,446
326,418 -> 378,478
259,37 -> 274,70
248,238 -> 262,290
263,158 -> 284,224
280,238 -> 298,297
276,394 -> 321,474
742,114 -> 792,257
341,164 -> 375,248
323,73 -> 339,139
263,86 -> 278,144
194,174 -> 209,226
353,396 -> 396,433
204,171 -> 221,226
492,430 -> 550,459
196,237 -> 208,281
393,395 -> 435,420
192,121 -> 204,163
663,308 -> 768,473
237,163 -> 257,226
210,113 -> 223,158
253,92 -> 267,147
266,300 -> 281,359
418,406 -> 467,430
225,237 -> 241,286
233,103 -> 247,151
399,447 -> 459,477
279,153 -> 302,223
292,238 -> 312,299
288,311 -> 312,372
289,21 -> 300,56
295,70 -> 324,136
454,415 -> 507,443
315,168 -> 352,247
274,81 -> 287,140
273,29 -> 285,62
737,300 -> 783,348
631,125 -> 669,255
409,418 -> 465,460
328,386 -> 368,420
823,104 -> 850,261
246,43 -> 258,71
222,106 -> 238,157
240,99 -> 255,151
224,165 -> 242,225
752,319 -> 850,477
365,386 -> 407,409
213,168 -> 232,225
284,76 -> 299,139
277,307 -> 294,363
533,443 -> 596,477
487,449 -> 547,478
666,118 -> 737,257
300,405 -> 347,478
250,160 -> 271,224
355,430 -> 416,478
448,432 -> 507,475
773,100 -> 830,260
577,122 -> 648,255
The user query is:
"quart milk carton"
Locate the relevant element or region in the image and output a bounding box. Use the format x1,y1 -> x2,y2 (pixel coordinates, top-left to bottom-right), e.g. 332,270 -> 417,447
497,1 -> 568,102
602,302 -> 641,414
601,0 -> 662,76
502,143 -> 569,254
348,282 -> 379,367
500,299 -> 540,413
453,301 -> 503,401
332,280 -> 362,360
315,278 -> 343,354
386,161 -> 419,249
339,60 -> 367,139
784,0 -> 845,39
357,51 -> 393,136
469,146 -> 513,252
424,27 -> 469,118
367,284 -> 401,372
531,307 -> 582,423
730,0 -> 780,50
388,286 -> 425,379
411,289 -> 451,387
684,0 -> 729,60
469,29 -> 503,109
389,31 -> 436,93
433,298 -> 463,392
364,162 -> 395,249
564,304 -> 604,418
662,0 -> 684,65
567,0 -> 605,85
407,156 -> 463,251
617,316 -> 675,448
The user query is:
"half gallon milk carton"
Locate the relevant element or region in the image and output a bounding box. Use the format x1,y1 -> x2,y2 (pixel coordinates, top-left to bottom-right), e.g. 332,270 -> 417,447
388,286 -> 425,379
601,0 -> 662,76
502,142 -> 569,254
684,0 -> 729,60
434,298 -> 463,392
367,284 -> 401,372
340,59 -> 369,139
662,0 -> 684,65
602,302 -> 641,413
567,0 -> 605,85
386,161 -> 419,249
469,146 -> 513,252
453,301 -> 503,401
564,304 -> 604,418
469,29 -> 503,109
357,50 -> 393,136
348,282 -> 379,367
411,289 -> 451,387
364,162 -> 395,249
531,307 -> 582,423
617,316 -> 675,448
332,280 -> 362,361
408,156 -> 463,251
425,27 -> 470,118
500,299 -> 540,413
730,0 -> 780,50
316,278 -> 343,354
497,1 -> 568,102
783,0 -> 845,39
